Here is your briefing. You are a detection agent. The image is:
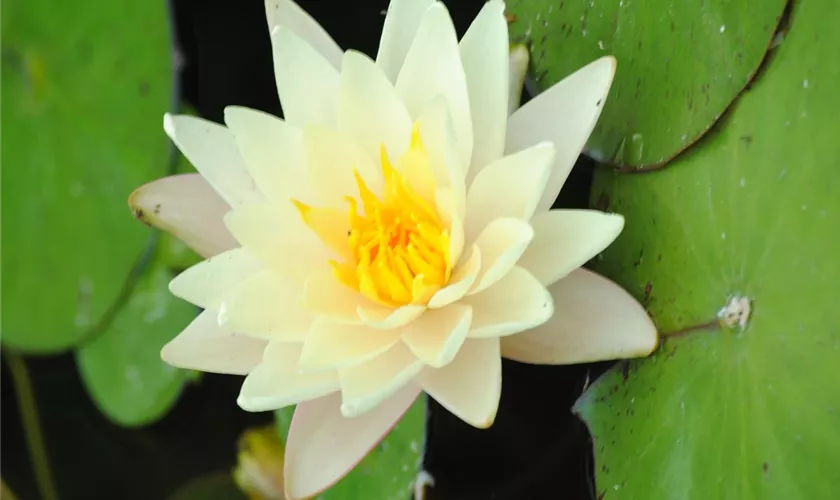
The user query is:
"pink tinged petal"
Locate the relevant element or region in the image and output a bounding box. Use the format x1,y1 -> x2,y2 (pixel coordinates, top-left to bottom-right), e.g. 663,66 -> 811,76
375,0 -> 435,82
459,0 -> 509,183
427,244 -> 481,309
506,56 -> 617,213
518,210 -> 625,287
298,319 -> 403,372
264,0 -> 342,69
223,106 -> 314,205
338,342 -> 424,417
468,218 -> 535,294
507,44 -> 530,115
224,202 -> 329,283
163,114 -> 261,208
500,268 -> 659,364
357,305 -> 426,329
338,50 -> 413,161
129,174 -> 237,258
303,124 -> 383,205
270,25 -> 339,127
218,268 -> 313,342
464,142 -> 555,243
283,385 -> 421,500
168,248 -> 263,309
395,3 -> 473,167
161,310 -> 266,375
418,338 -> 501,428
461,266 -> 553,338
402,304 -> 472,368
237,342 -> 340,412
302,269 -> 365,324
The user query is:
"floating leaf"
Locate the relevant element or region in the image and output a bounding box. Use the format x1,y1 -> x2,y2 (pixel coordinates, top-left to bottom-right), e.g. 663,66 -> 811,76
76,261 -> 195,427
576,0 -> 840,496
1,0 -> 171,351
507,0 -> 788,168
169,472 -> 245,500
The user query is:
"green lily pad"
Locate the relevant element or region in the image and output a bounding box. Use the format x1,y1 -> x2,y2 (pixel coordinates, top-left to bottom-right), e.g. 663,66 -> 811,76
1,0 -> 171,352
276,397 -> 425,499
506,0 -> 788,168
575,0 -> 840,497
169,472 -> 246,500
76,261 -> 195,427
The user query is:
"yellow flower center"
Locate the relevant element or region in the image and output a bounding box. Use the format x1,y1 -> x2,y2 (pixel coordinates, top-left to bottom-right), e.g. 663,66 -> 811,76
294,127 -> 451,307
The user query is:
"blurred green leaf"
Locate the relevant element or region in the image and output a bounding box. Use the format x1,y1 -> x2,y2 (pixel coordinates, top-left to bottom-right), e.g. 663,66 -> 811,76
576,0 -> 840,497
169,472 -> 246,500
1,0 -> 171,351
76,261 -> 194,427
275,398 -> 425,499
507,0 -> 788,167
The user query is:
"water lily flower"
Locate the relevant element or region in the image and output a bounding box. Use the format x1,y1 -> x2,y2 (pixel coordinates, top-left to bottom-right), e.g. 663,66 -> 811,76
130,0 -> 658,497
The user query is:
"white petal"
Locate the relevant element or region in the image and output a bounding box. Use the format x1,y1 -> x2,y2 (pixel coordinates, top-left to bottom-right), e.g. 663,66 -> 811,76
402,304 -> 472,367
302,268 -> 365,324
507,44 -> 530,115
418,338 -> 501,428
169,248 -> 263,309
427,244 -> 481,308
271,25 -> 340,127
163,114 -> 260,207
462,266 -> 553,338
376,0 -> 435,82
224,202 -> 329,283
465,143 -> 555,242
339,51 -> 413,160
418,100 -> 467,217
501,268 -> 659,364
518,210 -> 624,286
237,342 -> 339,412
218,268 -> 312,341
357,305 -> 426,329
395,3 -> 473,166
129,174 -> 237,258
299,319 -> 403,372
459,0 -> 509,183
468,218 -> 534,294
284,385 -> 420,499
161,311 -> 266,375
506,56 -> 616,212
338,342 -> 424,417
264,0 -> 343,69
223,106 -> 314,205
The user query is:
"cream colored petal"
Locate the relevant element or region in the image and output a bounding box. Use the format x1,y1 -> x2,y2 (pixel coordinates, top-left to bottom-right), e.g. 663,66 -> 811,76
224,202 -> 330,283
357,305 -> 426,329
223,106 -> 314,205
299,319 -> 403,372
338,342 -> 424,417
218,268 -> 313,341
395,3 -> 473,167
161,311 -> 266,375
518,210 -> 625,286
169,248 -> 263,309
283,384 -> 420,500
501,268 -> 659,364
418,338 -> 501,428
264,0 -> 343,69
237,342 -> 339,412
428,244 -> 481,309
304,124 -> 383,205
402,304 -> 472,368
129,174 -> 237,258
459,0 -> 509,183
376,0 -> 435,82
507,44 -> 530,115
506,56 -> 616,213
417,98 -> 467,213
271,25 -> 339,127
302,269 -> 364,324
338,50 -> 413,161
464,143 -> 555,243
163,114 -> 260,207
462,266 -> 553,338
468,218 -> 534,294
